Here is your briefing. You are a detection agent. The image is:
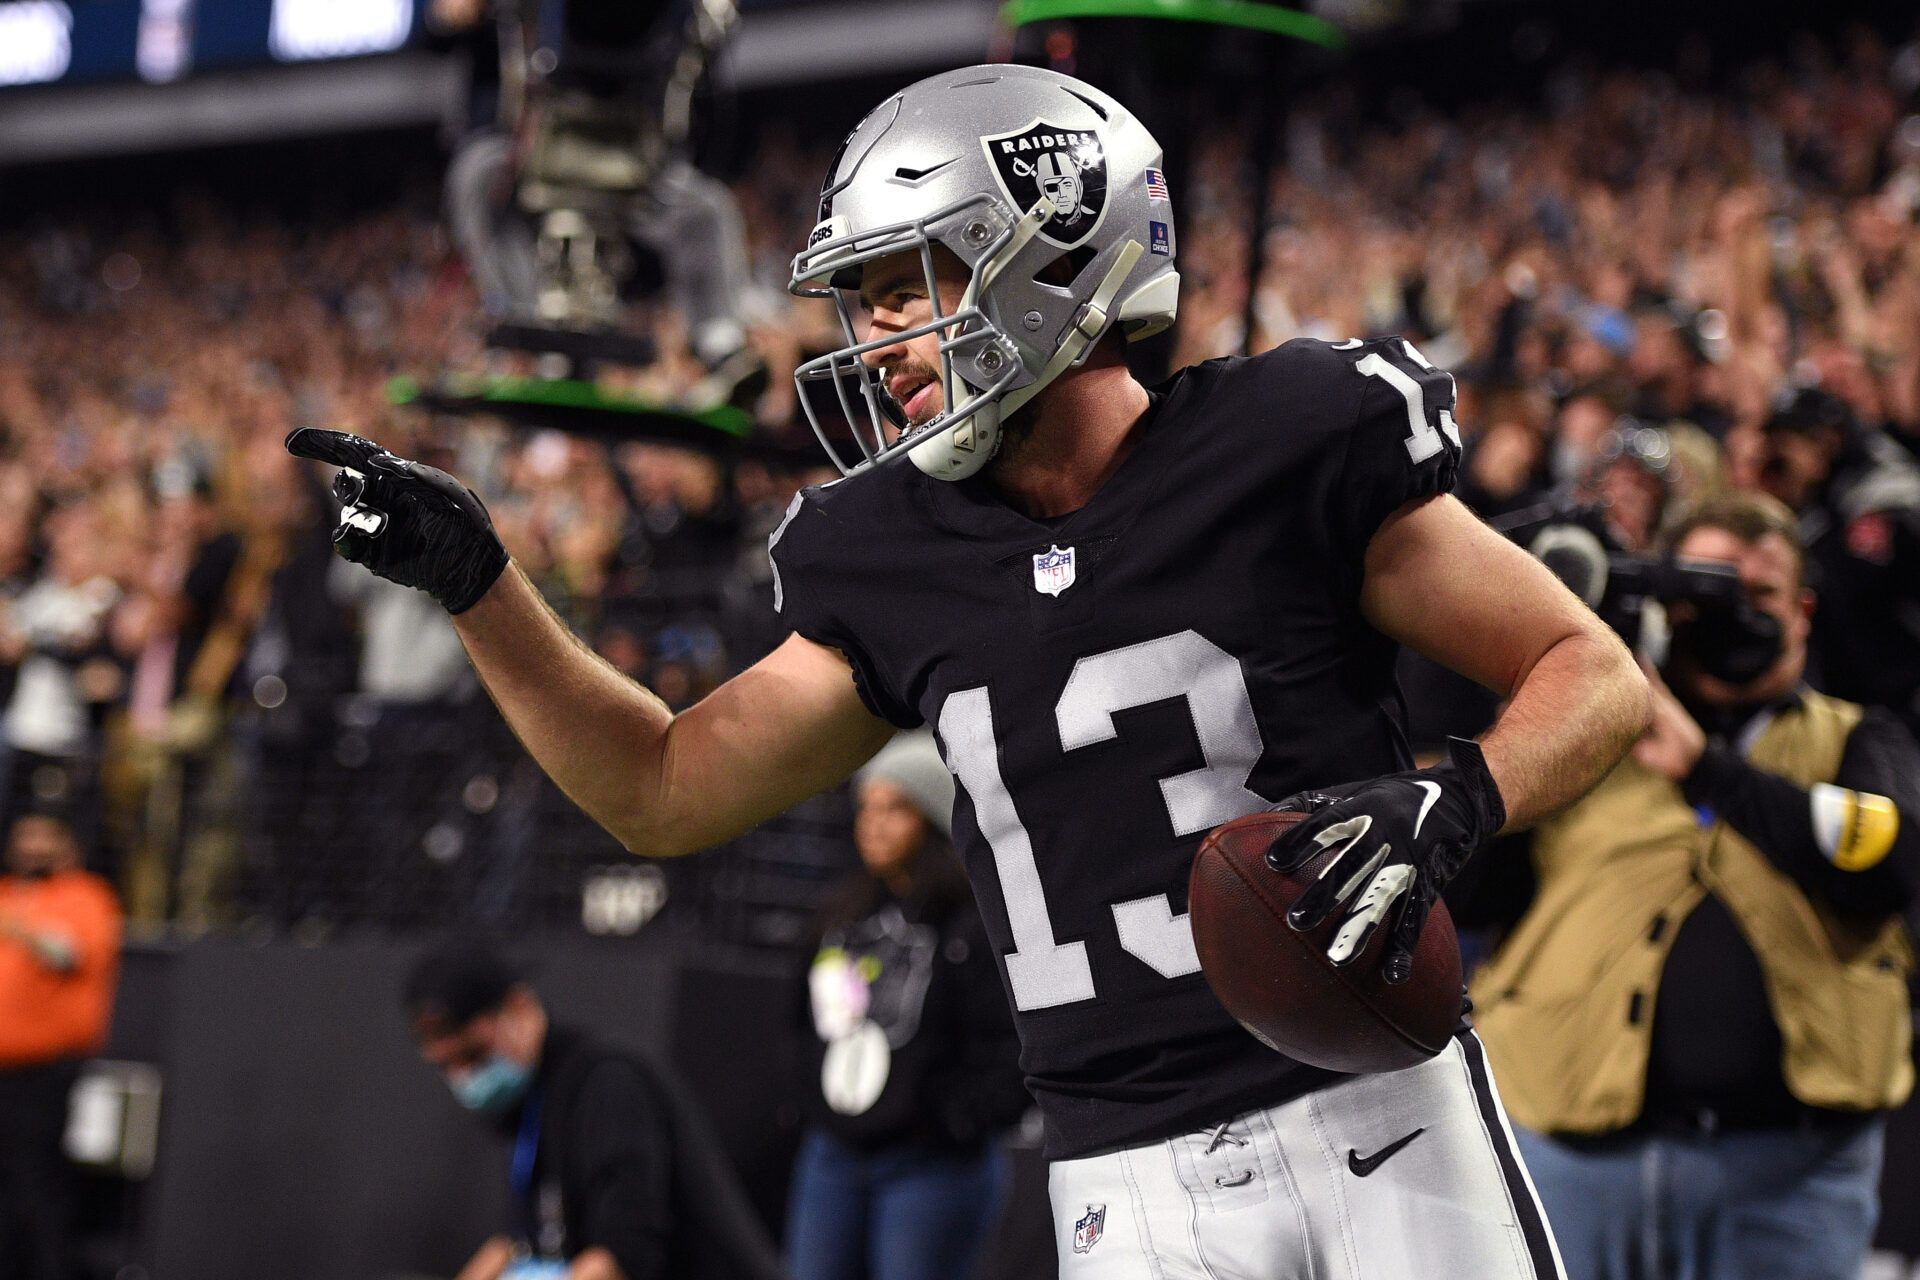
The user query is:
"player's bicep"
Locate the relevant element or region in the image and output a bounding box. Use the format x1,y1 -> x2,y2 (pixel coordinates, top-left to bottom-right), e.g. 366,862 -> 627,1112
1360,494 -> 1601,698
645,632 -> 895,856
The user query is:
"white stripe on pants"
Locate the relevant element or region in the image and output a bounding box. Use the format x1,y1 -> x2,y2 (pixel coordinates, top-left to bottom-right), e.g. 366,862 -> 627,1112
1048,1033 -> 1567,1279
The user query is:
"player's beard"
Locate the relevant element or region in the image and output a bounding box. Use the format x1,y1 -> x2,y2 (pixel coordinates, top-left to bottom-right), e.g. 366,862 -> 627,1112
885,356 -> 1039,471
885,358 -> 945,430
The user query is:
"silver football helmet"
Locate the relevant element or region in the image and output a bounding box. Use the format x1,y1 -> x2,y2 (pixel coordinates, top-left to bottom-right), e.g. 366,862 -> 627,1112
789,64 -> 1179,481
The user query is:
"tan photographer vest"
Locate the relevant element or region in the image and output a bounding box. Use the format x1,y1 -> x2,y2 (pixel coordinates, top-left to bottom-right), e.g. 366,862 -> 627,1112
1470,690 -> 1913,1135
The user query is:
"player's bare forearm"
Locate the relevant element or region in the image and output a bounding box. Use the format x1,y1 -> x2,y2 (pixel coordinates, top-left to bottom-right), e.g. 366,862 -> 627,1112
455,566 -> 893,857
1363,495 -> 1651,831
1477,625 -> 1648,830
454,566 -> 678,849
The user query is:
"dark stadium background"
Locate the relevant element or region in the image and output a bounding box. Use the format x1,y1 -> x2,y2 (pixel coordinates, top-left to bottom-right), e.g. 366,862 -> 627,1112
4,0 -> 1920,1277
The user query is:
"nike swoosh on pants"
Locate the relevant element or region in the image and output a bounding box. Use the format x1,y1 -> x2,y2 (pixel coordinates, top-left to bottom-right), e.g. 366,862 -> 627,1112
1347,1127 -> 1426,1177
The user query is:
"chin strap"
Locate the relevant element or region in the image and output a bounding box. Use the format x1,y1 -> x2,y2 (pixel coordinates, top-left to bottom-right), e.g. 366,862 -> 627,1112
961,195 -> 1059,315
1001,237 -> 1146,417
914,213 -> 1148,480
914,194 -> 1064,469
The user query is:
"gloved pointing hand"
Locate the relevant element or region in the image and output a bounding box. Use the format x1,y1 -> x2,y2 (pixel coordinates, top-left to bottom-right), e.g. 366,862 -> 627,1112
285,428 -> 509,614
1267,737 -> 1507,984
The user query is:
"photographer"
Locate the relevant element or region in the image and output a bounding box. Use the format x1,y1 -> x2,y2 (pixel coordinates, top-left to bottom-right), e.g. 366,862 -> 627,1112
403,939 -> 785,1280
1469,492 -> 1920,1280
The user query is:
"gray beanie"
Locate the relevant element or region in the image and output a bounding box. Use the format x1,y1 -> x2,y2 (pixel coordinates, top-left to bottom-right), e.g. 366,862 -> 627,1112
854,730 -> 956,837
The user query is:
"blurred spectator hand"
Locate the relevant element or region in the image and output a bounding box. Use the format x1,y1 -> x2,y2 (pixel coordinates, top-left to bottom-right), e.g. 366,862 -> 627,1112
285,429 -> 508,615
1467,422 -> 1540,504
0,910 -> 77,971
1630,657 -> 1706,782
0,617 -> 24,666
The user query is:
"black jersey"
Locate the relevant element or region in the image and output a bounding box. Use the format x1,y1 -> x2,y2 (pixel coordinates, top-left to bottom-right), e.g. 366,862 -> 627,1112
769,336 -> 1464,1158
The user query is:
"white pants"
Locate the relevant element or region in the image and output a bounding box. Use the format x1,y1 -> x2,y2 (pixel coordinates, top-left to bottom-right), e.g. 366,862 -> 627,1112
1048,1033 -> 1566,1279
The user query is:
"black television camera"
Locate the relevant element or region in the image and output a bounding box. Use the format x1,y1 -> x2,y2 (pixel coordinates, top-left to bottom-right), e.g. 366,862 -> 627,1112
448,0 -> 738,365
423,0 -> 762,457
1491,498 -> 1783,686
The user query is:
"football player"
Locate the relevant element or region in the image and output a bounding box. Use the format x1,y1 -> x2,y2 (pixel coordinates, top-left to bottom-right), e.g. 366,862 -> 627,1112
290,65 -> 1649,1279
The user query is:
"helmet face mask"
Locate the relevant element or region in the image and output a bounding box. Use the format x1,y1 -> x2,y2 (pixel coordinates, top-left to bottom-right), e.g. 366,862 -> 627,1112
792,192 -> 1029,479
789,65 -> 1179,483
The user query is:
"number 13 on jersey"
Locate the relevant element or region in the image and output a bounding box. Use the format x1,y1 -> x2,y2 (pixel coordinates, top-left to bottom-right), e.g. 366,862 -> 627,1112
938,630 -> 1271,1011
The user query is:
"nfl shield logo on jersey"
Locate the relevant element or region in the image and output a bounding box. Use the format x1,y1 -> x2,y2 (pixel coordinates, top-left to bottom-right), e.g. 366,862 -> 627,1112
1032,545 -> 1076,596
1072,1204 -> 1105,1254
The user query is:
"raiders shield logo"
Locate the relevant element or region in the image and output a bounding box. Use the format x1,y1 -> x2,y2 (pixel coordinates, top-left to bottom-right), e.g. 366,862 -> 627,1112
981,118 -> 1108,249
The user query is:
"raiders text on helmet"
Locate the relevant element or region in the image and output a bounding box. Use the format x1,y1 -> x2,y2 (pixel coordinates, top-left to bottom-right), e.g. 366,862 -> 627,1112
789,65 -> 1179,481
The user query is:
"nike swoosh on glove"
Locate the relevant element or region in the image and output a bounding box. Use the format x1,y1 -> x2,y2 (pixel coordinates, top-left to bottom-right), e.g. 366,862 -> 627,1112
1267,737 -> 1507,984
285,428 -> 509,614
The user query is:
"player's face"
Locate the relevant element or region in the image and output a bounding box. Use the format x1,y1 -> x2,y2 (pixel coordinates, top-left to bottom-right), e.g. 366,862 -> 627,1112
1670,526 -> 1812,704
855,778 -> 930,883
856,248 -> 972,430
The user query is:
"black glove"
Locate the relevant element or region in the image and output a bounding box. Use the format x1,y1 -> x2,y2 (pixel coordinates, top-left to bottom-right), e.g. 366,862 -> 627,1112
285,428 -> 508,614
1268,737 -> 1506,984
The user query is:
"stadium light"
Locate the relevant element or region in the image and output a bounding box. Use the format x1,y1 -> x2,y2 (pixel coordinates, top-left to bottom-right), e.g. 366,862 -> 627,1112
0,0 -> 73,87
268,0 -> 412,63
137,0 -> 193,83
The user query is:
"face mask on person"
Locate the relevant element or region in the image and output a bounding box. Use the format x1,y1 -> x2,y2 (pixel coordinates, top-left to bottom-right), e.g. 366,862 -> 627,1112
450,1055 -> 532,1115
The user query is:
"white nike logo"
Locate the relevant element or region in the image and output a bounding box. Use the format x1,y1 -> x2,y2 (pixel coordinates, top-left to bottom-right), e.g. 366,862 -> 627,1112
1412,781 -> 1443,839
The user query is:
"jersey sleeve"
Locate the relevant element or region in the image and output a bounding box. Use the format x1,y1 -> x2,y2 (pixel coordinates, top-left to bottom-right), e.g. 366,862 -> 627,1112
1301,337 -> 1465,593
766,488 -> 924,728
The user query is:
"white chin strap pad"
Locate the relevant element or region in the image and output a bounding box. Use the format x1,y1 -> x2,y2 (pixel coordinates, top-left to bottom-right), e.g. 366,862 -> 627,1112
908,400 -> 1001,481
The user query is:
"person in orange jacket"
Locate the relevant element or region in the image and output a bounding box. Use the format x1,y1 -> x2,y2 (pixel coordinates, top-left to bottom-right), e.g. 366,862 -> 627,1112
0,808 -> 123,1280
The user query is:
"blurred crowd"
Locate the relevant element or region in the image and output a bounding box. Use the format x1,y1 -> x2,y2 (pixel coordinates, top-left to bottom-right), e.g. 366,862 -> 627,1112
0,194 -> 846,938
0,30 -> 1916,936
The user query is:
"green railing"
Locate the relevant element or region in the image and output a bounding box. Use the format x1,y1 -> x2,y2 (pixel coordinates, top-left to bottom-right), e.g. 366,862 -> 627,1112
998,0 -> 1346,48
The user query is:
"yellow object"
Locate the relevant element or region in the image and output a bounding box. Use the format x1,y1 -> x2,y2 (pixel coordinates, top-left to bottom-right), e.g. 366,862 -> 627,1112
1471,691 -> 1913,1134
1835,791 -> 1900,872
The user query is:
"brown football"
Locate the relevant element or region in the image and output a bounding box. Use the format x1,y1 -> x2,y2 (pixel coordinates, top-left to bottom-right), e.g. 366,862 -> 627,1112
1188,809 -> 1462,1074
